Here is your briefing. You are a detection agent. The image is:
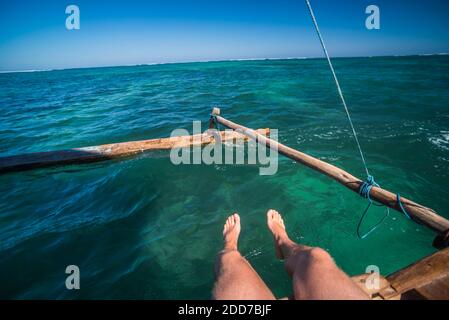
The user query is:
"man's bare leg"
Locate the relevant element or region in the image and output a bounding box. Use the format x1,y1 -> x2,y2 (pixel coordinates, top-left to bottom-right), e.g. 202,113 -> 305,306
266,209 -> 369,300
212,213 -> 276,300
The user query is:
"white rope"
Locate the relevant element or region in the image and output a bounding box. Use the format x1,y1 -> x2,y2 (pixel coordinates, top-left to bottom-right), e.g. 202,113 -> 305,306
305,0 -> 370,177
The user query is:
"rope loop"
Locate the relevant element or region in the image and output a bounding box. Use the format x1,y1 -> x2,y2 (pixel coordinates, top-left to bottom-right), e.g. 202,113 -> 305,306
357,176 -> 390,239
397,194 -> 412,220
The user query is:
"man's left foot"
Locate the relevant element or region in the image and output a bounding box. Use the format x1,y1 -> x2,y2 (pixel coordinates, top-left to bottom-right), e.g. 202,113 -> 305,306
223,213 -> 241,251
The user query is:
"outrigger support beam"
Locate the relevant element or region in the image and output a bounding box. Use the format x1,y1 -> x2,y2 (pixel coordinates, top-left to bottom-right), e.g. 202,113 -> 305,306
211,107 -> 449,237
0,128 -> 270,174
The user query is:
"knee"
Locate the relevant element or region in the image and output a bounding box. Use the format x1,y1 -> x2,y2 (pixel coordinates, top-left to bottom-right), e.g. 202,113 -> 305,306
306,247 -> 333,265
288,247 -> 333,267
285,247 -> 334,275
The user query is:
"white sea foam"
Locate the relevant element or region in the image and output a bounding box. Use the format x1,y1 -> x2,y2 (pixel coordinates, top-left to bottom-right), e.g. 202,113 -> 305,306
200,56 -> 309,63
2,53 -> 446,74
429,131 -> 449,151
0,57 -> 311,74
419,53 -> 449,56
0,69 -> 52,74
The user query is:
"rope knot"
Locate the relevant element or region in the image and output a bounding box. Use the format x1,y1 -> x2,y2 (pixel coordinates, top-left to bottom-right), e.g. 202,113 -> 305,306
359,175 -> 379,200
209,114 -> 220,130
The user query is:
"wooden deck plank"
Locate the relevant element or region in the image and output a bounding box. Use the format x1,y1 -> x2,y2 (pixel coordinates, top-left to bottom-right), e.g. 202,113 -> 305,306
352,248 -> 449,300
351,273 -> 390,298
387,247 -> 449,294
414,274 -> 449,300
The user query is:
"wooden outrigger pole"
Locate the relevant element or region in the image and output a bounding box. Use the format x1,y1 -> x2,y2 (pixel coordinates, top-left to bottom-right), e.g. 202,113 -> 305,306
0,128 -> 269,174
210,107 -> 449,242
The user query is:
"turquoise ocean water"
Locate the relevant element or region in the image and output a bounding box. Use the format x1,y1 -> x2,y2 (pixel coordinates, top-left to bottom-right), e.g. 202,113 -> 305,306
0,55 -> 448,299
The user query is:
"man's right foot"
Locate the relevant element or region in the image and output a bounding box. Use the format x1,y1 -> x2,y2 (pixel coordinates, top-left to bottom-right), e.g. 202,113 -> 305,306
223,213 -> 241,251
267,209 -> 294,259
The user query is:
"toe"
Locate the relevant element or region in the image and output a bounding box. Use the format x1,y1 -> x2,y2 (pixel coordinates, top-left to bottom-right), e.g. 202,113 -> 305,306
234,213 -> 240,225
275,212 -> 282,222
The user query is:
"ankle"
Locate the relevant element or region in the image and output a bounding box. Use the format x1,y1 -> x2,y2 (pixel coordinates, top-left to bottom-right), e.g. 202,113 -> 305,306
274,232 -> 290,246
224,241 -> 238,251
279,239 -> 300,259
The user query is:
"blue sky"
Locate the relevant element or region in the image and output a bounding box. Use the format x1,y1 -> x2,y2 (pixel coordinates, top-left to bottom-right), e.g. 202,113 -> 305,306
0,0 -> 448,71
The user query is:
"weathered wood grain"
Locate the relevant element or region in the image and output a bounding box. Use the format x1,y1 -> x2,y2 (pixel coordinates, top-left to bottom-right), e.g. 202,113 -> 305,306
387,247 -> 449,294
0,128 -> 270,174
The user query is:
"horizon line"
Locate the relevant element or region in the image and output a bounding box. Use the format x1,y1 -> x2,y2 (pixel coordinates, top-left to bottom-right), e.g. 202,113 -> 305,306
1,52 -> 448,75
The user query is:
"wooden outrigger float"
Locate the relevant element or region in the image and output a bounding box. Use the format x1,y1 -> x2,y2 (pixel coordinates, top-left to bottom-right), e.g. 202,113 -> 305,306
0,107 -> 447,299
0,128 -> 269,173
